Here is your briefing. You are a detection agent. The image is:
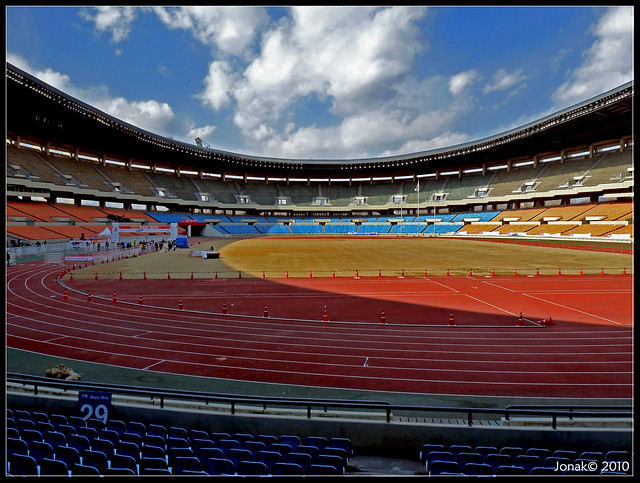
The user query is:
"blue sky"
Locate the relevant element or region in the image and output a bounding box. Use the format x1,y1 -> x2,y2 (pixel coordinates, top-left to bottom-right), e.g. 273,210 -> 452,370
6,6 -> 634,160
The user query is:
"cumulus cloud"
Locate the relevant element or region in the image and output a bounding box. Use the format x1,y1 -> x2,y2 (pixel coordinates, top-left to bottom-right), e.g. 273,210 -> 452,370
552,6 -> 633,107
80,6 -> 137,44
449,70 -> 479,96
152,6 -> 268,57
483,68 -> 528,94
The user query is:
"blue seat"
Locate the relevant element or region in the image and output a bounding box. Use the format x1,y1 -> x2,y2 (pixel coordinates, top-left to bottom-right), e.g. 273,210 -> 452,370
426,451 -> 455,471
204,457 -> 235,475
286,452 -> 314,473
72,463 -> 101,475
320,446 -> 348,466
168,446 -> 195,467
552,449 -> 577,460
449,445 -> 473,457
543,456 -> 570,470
7,437 -> 28,458
244,440 -> 267,459
474,445 -> 498,459
499,446 -> 524,458
107,419 -> 127,436
14,409 -> 31,421
295,444 -> 320,461
257,434 -> 278,447
145,434 -> 166,450
49,414 -> 68,429
111,453 -> 139,475
211,432 -> 232,444
227,448 -> 253,471
456,452 -> 483,468
92,438 -> 115,460
142,444 -> 166,460
605,450 -> 630,461
32,411 -> 49,423
530,466 -> 558,475
6,417 -> 16,429
190,429 -> 210,443
463,462 -> 494,476
273,462 -> 302,475
526,447 -> 551,459
168,436 -> 190,449
77,425 -> 99,443
217,438 -> 242,456
197,446 -> 224,467
17,418 -> 36,432
68,434 -> 91,454
99,428 -> 120,447
68,416 -> 86,430
40,457 -> 69,476
192,438 -> 215,453
329,437 -> 352,457
120,432 -> 143,450
496,465 -> 527,475
9,454 -> 38,476
82,449 -> 109,473
105,467 -> 137,475
56,445 -> 81,469
234,433 -> 255,444
173,456 -> 202,475
317,454 -> 345,473
484,453 -> 512,472
279,435 -> 301,450
128,421 -> 147,439
269,443 -> 293,457
139,456 -> 169,472
169,426 -> 189,440
116,441 -> 141,462
36,421 -> 55,435
57,424 -> 77,440
45,430 -> 67,452
7,426 -> 20,440
238,460 -> 269,476
86,418 -> 106,432
257,450 -> 283,473
30,440 -> 54,463
579,451 -> 604,462
310,463 -> 339,475
140,468 -> 172,475
306,436 -> 328,451
148,423 -> 168,441
429,460 -> 461,475
514,454 -> 543,473
21,428 -> 44,449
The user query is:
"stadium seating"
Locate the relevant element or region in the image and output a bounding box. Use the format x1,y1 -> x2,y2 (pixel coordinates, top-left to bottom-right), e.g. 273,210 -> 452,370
6,407 -> 355,477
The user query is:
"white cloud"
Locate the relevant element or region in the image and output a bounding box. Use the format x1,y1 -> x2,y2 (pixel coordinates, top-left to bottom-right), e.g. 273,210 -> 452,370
483,68 -> 528,94
80,6 -> 137,44
152,6 -> 268,57
449,70 -> 479,96
552,6 -> 633,107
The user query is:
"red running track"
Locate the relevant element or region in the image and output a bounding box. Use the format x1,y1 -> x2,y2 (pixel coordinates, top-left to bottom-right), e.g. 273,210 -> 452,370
6,262 -> 633,398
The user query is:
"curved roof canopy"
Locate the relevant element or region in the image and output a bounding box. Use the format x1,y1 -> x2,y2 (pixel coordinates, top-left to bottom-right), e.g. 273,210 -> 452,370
6,63 -> 633,176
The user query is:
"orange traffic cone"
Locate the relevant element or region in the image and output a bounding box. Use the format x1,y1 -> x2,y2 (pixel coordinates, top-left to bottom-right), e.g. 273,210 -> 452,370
139,294 -> 144,305
143,272 -> 147,280
322,305 -> 329,322
112,291 -> 117,303
448,313 -> 455,326
63,289 -> 68,301
87,291 -> 92,302
222,302 -> 228,314
380,311 -> 386,324
518,312 -> 524,326
263,305 -> 269,318
178,299 -> 184,310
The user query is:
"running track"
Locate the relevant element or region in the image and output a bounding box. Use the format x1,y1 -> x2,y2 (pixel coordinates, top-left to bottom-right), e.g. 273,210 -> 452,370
6,261 -> 633,399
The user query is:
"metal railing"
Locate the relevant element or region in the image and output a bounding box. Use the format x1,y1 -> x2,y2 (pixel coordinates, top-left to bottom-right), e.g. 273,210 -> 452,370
7,373 -> 633,429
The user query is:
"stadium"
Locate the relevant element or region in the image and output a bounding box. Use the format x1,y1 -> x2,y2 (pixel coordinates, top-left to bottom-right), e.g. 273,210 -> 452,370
6,54 -> 633,478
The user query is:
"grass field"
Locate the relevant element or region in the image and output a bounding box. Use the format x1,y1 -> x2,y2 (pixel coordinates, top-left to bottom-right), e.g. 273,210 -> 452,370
67,236 -> 633,280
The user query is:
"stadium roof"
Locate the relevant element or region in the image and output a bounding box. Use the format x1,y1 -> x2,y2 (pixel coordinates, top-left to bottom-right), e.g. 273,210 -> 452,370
6,62 -> 633,176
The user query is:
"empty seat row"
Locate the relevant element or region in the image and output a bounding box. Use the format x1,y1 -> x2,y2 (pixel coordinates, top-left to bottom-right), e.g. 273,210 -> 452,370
420,443 -> 631,476
7,408 -> 353,476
